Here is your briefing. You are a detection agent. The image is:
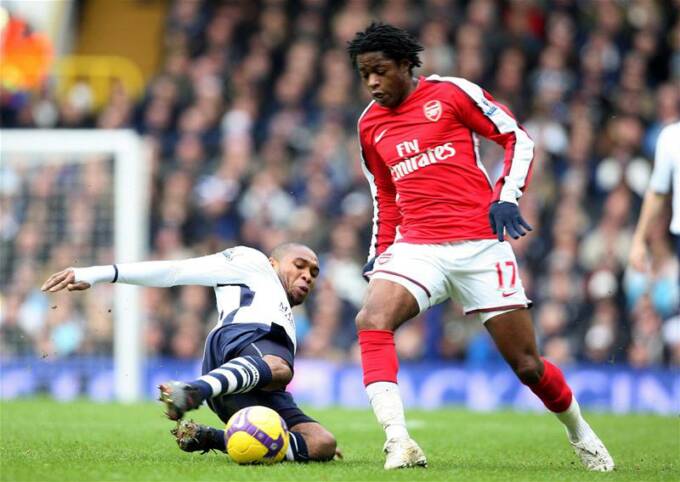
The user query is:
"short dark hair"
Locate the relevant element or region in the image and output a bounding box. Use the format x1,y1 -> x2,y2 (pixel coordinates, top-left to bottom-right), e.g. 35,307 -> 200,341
347,22 -> 424,72
269,242 -> 315,261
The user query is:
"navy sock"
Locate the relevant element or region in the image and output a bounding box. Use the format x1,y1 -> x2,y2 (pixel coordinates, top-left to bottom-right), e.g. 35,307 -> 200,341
190,355 -> 273,401
286,431 -> 309,462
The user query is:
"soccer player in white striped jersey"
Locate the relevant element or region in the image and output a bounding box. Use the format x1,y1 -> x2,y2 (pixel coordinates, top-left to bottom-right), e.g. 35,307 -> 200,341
41,243 -> 337,462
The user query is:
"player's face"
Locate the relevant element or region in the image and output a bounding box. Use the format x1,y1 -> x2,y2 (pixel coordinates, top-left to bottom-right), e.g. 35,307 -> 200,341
356,52 -> 413,108
273,246 -> 320,306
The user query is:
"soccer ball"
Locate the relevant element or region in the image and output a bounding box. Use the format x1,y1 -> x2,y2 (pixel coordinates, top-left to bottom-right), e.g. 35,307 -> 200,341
225,406 -> 289,464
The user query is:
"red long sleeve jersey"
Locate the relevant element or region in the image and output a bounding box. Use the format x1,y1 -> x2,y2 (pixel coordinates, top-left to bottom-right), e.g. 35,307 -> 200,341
358,75 -> 535,258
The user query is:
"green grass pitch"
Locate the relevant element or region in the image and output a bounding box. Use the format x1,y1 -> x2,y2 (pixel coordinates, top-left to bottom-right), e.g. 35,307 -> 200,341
1,399 -> 677,481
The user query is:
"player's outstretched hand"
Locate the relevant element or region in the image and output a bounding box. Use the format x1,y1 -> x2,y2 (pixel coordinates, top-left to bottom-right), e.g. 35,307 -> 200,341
41,268 -> 91,292
489,201 -> 533,242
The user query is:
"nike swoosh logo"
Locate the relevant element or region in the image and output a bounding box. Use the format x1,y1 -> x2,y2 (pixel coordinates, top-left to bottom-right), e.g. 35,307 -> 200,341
502,291 -> 518,297
374,128 -> 389,144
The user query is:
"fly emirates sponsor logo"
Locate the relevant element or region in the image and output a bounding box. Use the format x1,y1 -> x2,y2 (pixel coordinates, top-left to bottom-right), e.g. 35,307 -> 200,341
390,139 -> 456,181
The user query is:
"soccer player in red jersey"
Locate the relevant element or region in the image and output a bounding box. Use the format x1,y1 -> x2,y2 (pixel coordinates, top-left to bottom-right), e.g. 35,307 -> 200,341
347,23 -> 614,472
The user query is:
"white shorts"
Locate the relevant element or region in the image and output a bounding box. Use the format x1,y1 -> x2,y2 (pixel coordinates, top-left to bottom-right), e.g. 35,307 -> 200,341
366,239 -> 532,323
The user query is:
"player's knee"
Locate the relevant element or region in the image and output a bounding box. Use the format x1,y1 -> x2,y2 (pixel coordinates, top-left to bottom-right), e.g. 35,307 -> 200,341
514,356 -> 544,385
263,355 -> 293,388
308,429 -> 337,461
355,307 -> 394,331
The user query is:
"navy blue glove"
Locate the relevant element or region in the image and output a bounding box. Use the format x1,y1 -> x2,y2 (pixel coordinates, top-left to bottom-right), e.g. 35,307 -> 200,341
488,201 -> 533,242
362,257 -> 375,282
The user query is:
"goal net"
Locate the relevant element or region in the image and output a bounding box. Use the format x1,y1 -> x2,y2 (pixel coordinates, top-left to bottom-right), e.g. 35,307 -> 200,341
1,130 -> 149,402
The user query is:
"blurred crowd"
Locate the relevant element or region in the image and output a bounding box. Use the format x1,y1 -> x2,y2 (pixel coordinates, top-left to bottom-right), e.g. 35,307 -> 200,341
1,0 -> 679,367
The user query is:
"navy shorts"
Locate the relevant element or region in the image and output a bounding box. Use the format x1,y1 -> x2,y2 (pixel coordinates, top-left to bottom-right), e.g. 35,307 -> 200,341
202,323 -> 315,429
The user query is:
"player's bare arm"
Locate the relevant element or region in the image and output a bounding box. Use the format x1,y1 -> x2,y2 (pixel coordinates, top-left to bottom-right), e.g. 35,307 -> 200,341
629,191 -> 669,271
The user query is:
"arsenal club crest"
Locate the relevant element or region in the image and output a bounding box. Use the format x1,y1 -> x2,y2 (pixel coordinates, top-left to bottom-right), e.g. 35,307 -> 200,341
423,100 -> 442,122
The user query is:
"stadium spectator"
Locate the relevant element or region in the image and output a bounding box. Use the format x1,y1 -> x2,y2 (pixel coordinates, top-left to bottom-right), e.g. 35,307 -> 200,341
1,0 -> 678,371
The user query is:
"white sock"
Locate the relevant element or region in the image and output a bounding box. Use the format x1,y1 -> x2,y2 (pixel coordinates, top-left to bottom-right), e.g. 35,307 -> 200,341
366,381 -> 410,441
555,397 -> 595,443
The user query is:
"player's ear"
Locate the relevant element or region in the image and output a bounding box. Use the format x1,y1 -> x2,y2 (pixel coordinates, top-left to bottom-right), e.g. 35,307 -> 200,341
268,257 -> 279,270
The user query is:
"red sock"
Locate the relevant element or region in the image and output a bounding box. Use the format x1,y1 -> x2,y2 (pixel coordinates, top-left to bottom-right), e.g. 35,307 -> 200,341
358,329 -> 399,386
527,358 -> 573,413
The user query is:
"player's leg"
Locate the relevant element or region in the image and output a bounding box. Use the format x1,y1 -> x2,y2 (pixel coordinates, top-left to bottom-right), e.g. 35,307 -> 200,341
357,245 -> 447,469
484,308 -> 573,414
190,388 -> 337,462
203,336 -> 335,462
171,419 -> 227,453
273,391 -> 337,462
484,309 -> 615,472
159,355 -> 285,420
356,278 -> 425,469
169,410 -> 338,463
451,240 -> 614,471
287,422 -> 337,462
174,412 -> 338,463
235,339 -> 336,462
159,328 -> 292,420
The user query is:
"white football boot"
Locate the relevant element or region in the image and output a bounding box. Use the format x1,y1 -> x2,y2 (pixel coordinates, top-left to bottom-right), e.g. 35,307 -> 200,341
570,434 -> 615,472
383,438 -> 428,470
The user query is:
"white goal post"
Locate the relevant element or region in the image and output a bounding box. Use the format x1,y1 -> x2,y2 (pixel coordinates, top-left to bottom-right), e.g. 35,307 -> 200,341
1,129 -> 149,402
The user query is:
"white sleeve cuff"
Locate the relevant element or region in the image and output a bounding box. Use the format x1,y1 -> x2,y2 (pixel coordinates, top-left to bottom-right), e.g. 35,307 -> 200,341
498,190 -> 519,204
73,265 -> 116,285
